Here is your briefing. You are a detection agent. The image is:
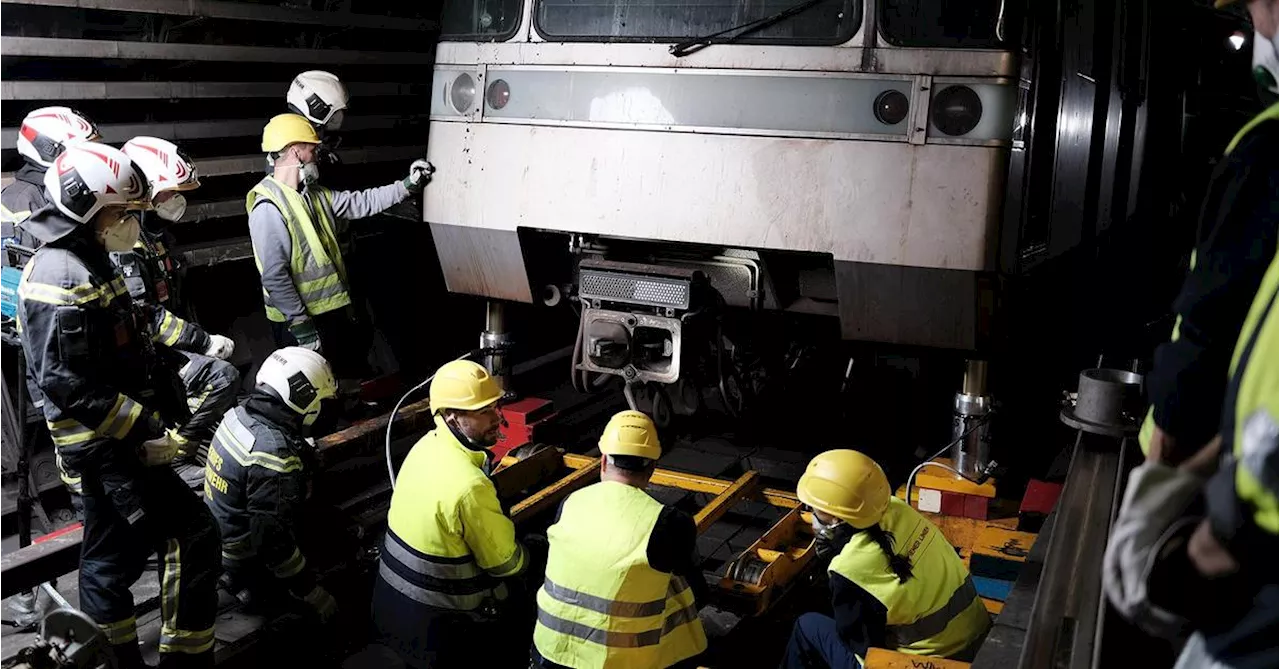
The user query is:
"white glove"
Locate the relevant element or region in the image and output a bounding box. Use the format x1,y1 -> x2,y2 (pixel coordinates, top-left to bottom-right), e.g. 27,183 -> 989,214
403,159 -> 435,192
140,429 -> 182,467
204,334 -> 235,360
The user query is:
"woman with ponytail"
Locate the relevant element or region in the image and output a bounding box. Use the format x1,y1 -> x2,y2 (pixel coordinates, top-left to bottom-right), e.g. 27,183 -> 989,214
781,450 -> 991,668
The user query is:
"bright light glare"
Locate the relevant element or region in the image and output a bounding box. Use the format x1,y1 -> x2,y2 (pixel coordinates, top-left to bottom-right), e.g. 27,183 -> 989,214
1228,32 -> 1247,51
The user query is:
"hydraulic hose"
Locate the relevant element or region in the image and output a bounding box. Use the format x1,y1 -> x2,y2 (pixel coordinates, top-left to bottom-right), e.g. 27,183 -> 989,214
903,412 -> 994,506
385,349 -> 485,490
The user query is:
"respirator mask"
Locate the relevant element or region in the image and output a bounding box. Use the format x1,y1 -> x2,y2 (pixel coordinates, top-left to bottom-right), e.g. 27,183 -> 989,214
98,211 -> 141,252
153,194 -> 187,222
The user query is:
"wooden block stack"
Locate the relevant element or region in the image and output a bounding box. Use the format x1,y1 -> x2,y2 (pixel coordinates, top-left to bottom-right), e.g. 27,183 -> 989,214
968,525 -> 1036,610
912,458 -> 997,520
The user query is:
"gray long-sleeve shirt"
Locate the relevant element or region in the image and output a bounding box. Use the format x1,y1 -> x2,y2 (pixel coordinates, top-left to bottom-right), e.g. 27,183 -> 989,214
249,180 -> 408,322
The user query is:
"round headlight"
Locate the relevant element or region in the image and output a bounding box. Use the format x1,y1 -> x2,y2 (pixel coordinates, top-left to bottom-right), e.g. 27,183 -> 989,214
873,90 -> 909,126
486,79 -> 511,110
931,86 -> 983,136
450,73 -> 476,114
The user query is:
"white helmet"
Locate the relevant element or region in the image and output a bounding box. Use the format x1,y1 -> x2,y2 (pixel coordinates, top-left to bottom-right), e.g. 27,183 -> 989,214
43,143 -> 149,225
287,71 -> 348,130
122,137 -> 200,222
257,347 -> 337,425
17,106 -> 100,168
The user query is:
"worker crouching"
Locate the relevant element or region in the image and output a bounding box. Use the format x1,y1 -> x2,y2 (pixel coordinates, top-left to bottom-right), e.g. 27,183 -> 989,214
203,347 -> 338,624
532,410 -> 709,669
371,360 -> 528,668
782,450 -> 990,668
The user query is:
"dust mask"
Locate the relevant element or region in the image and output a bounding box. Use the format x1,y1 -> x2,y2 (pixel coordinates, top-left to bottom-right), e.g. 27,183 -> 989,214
154,194 -> 187,222
1253,30 -> 1279,95
98,212 -> 141,252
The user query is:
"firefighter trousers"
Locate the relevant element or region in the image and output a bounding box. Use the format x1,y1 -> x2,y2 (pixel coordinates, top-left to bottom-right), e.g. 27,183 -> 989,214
172,352 -> 239,489
80,457 -> 220,668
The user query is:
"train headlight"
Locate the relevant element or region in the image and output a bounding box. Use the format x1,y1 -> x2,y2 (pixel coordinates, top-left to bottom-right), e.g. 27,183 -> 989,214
450,73 -> 476,114
931,85 -> 983,136
486,79 -> 511,110
873,90 -> 909,126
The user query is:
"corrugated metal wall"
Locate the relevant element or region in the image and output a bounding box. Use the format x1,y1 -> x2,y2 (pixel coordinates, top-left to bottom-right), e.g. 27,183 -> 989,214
0,0 -> 474,378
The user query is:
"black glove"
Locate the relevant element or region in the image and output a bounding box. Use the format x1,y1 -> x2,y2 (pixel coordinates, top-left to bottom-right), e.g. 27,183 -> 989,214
289,318 -> 322,353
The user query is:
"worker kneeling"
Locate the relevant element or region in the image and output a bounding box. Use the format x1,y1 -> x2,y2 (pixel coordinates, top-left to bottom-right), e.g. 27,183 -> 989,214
532,410 -> 709,669
371,360 -> 528,668
782,450 -> 990,669
203,347 -> 338,623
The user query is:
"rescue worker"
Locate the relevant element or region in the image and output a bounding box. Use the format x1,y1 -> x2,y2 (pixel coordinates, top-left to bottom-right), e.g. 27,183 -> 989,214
247,113 -> 433,380
287,70 -> 348,146
204,346 -> 338,622
1140,0 -> 1279,467
532,410 -> 709,669
119,136 -> 240,488
1,106 -> 99,263
782,450 -> 990,668
371,359 -> 527,668
18,143 -> 219,668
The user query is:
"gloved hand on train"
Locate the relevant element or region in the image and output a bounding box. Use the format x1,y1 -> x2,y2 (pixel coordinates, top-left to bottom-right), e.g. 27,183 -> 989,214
300,585 -> 338,623
204,333 -> 236,360
289,317 -> 322,354
403,159 -> 435,193
140,428 -> 183,466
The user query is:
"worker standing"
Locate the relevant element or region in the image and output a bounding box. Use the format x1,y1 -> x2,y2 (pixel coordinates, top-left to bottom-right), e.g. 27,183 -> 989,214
1,107 -> 99,263
371,360 -> 527,668
119,136 -> 240,488
782,450 -> 990,668
1140,0 -> 1279,467
18,143 -> 219,668
531,410 -> 709,669
204,347 -> 338,623
247,113 -> 432,380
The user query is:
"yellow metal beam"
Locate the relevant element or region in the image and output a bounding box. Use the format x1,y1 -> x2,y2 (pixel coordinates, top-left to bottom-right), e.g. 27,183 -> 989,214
693,471 -> 760,533
509,457 -> 601,525
561,453 -> 799,508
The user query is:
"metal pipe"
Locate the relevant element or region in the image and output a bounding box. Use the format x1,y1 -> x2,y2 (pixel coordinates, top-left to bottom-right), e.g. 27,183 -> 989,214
951,358 -> 993,479
480,301 -> 511,392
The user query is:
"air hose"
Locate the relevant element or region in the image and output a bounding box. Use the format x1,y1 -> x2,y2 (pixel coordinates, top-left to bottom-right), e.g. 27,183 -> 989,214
385,349 -> 486,490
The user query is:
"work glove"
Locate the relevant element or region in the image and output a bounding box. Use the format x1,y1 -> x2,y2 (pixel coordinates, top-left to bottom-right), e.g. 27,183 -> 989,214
289,318 -> 322,354
402,159 -> 435,193
300,585 -> 338,623
139,429 -> 182,467
204,333 -> 235,360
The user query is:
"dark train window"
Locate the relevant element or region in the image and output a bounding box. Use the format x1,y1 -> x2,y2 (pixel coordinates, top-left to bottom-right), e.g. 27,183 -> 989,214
878,0 -> 1015,48
441,0 -> 524,41
534,0 -> 859,45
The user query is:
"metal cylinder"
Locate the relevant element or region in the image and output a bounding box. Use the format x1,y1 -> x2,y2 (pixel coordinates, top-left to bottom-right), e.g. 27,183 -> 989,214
481,301 -> 511,392
950,359 -> 992,479
1064,368 -> 1144,434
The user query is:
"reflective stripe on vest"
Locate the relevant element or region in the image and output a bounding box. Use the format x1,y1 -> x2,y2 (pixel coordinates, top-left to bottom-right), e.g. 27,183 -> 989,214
247,177 -> 350,322
1226,102 -> 1280,156
211,408 -> 303,474
1222,254 -> 1279,534
379,528 -> 502,611
829,497 -> 990,658
534,481 -> 708,669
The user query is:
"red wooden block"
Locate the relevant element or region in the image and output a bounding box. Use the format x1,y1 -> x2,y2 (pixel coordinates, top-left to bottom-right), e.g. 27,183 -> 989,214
963,495 -> 989,520
1020,479 -> 1064,515
502,397 -> 554,426
938,491 -> 967,517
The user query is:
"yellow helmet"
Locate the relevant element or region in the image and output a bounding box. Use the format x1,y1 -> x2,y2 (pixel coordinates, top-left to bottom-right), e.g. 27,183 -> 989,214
429,360 -> 502,412
796,450 -> 891,529
261,113 -> 320,153
598,410 -> 662,460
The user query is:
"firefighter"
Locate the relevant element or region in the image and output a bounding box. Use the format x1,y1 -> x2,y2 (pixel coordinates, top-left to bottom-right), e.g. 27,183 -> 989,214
287,71 -> 348,146
18,143 -> 219,668
118,136 -> 240,488
531,410 -> 709,669
782,450 -> 991,668
1,106 -> 99,264
204,346 -> 338,622
247,113 -> 432,380
371,359 -> 527,669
